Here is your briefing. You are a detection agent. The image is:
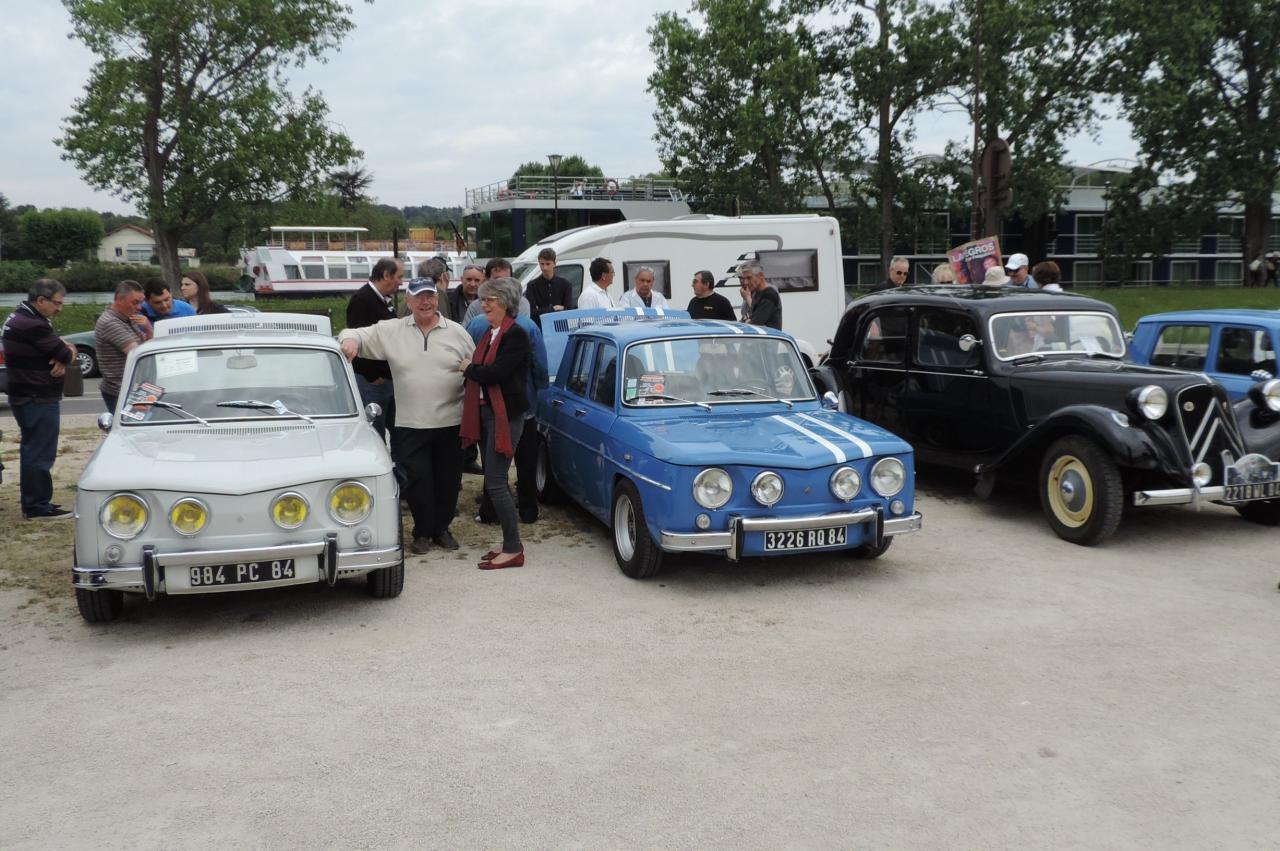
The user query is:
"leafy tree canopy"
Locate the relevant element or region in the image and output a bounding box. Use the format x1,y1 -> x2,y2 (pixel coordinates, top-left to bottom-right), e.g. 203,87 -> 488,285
512,155 -> 604,179
17,208 -> 104,267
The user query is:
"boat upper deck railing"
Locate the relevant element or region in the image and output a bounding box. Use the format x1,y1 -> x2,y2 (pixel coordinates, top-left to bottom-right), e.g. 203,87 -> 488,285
466,175 -> 685,207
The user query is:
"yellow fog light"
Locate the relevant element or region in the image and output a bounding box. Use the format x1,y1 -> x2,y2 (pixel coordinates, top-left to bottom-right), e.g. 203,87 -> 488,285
101,493 -> 148,540
169,498 -> 209,536
328,481 -> 372,526
271,492 -> 309,529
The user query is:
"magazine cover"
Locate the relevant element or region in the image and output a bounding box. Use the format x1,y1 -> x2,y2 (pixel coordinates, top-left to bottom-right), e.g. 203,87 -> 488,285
948,236 -> 1002,285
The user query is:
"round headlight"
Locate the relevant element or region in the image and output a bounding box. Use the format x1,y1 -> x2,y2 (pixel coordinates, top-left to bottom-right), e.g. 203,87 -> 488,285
101,493 -> 148,540
169,497 -> 209,536
1191,462 -> 1212,488
329,481 -> 373,525
1136,385 -> 1168,420
271,492 -> 309,529
830,466 -> 861,501
693,468 -> 733,509
1261,378 -> 1280,413
751,471 -> 784,507
870,458 -> 906,498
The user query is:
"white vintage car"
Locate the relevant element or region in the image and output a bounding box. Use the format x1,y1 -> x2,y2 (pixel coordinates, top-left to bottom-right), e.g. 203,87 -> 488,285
73,313 -> 403,622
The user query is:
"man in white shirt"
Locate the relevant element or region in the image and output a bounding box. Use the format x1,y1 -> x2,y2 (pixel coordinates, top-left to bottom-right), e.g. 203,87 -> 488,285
577,257 -> 615,309
618,266 -> 668,309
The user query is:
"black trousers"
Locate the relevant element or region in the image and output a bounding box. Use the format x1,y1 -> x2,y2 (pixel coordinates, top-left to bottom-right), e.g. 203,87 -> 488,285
395,424 -> 462,540
477,418 -> 539,522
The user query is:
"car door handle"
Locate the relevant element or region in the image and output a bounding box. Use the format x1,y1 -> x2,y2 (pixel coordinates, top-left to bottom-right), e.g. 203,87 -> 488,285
573,408 -> 587,417
551,399 -> 564,408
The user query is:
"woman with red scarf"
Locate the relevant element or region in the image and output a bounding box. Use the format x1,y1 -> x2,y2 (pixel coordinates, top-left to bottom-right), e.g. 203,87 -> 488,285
458,277 -> 533,569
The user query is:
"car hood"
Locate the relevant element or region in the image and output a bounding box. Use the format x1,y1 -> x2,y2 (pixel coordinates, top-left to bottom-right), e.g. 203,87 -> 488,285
1010,357 -> 1210,420
613,407 -> 912,467
79,419 -> 391,494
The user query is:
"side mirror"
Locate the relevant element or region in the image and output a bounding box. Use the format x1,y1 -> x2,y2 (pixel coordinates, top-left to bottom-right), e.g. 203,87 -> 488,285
97,412 -> 113,432
821,391 -> 839,410
364,402 -> 382,422
958,334 -> 982,353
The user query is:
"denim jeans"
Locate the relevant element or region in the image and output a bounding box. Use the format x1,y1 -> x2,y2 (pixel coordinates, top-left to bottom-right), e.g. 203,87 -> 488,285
101,387 -> 118,413
481,406 -> 524,553
11,398 -> 61,516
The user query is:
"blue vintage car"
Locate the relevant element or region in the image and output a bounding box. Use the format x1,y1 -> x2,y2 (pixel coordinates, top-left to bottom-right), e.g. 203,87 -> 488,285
534,310 -> 923,578
1129,309 -> 1279,400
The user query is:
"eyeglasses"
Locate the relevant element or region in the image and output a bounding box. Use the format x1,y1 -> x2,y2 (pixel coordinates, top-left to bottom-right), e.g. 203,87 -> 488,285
480,295 -> 501,303
891,269 -> 907,276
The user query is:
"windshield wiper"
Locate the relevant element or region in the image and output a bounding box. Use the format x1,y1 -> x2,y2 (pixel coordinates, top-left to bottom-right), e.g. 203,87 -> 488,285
216,399 -> 314,423
634,392 -> 712,411
708,387 -> 793,408
142,400 -> 211,427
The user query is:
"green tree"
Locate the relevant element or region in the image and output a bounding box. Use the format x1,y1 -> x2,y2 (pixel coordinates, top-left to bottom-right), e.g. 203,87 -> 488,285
511,155 -> 604,179
58,0 -> 360,289
0,193 -> 19,261
17,208 -> 104,266
1111,0 -> 1280,285
329,166 -> 375,211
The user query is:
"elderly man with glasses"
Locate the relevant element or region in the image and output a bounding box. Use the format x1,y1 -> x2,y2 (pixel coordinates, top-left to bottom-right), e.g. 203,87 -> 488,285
1,278 -> 77,520
871,256 -> 910,293
338,276 -> 476,555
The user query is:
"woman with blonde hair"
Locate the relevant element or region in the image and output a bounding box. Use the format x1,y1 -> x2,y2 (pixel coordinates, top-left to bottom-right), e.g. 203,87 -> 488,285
931,263 -> 956,284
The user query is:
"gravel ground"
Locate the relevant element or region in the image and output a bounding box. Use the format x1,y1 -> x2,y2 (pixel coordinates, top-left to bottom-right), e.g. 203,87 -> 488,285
0,448 -> 1278,849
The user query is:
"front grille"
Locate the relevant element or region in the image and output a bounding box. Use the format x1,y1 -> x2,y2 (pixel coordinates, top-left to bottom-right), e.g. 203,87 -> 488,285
1174,383 -> 1245,484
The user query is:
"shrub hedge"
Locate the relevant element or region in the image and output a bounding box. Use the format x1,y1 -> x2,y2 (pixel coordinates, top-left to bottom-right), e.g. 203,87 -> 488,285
0,261 -> 241,293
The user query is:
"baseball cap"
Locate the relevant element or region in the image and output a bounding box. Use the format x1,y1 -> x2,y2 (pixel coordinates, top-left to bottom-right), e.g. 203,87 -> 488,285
983,266 -> 1011,286
405,276 -> 438,295
1005,253 -> 1030,271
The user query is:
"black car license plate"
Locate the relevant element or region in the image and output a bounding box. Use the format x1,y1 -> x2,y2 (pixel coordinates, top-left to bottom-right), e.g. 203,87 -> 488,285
188,559 -> 296,587
1224,482 -> 1280,503
763,526 -> 847,551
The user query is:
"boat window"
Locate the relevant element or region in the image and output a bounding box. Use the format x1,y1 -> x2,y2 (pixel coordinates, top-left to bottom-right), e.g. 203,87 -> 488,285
349,263 -> 370,278
758,249 -> 819,293
327,263 -> 348,279
1150,324 -> 1209,369
284,265 -> 302,280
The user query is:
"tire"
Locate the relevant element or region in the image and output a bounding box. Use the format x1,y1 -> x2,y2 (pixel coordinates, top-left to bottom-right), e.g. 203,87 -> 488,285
1234,499 -> 1280,526
1039,435 -> 1124,546
610,479 -> 664,578
76,347 -> 98,378
847,535 -> 893,559
534,436 -> 565,504
366,561 -> 404,598
75,587 -> 123,622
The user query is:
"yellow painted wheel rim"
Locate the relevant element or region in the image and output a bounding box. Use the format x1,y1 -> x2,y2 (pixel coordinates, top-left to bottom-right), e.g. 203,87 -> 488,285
1047,455 -> 1093,528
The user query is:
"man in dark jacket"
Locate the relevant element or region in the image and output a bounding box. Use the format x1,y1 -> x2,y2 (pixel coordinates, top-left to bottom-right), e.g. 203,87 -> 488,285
686,270 -> 736,320
448,264 -> 485,320
1,279 -> 75,519
525,247 -> 572,328
739,261 -> 782,330
346,258 -> 403,443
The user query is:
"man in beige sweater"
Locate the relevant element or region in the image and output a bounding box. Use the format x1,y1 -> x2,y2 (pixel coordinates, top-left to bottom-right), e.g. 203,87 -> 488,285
339,276 -> 476,555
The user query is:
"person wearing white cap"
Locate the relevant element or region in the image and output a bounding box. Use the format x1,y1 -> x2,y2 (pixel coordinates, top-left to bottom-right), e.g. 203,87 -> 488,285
982,265 -> 1011,286
1006,253 -> 1037,288
339,275 -> 476,555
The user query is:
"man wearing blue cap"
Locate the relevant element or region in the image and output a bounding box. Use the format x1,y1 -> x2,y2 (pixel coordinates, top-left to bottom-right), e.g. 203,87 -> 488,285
338,275 -> 476,555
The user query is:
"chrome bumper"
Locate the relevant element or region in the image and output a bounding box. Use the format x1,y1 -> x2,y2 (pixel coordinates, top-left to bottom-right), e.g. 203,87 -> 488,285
72,543 -> 402,593
1133,486 -> 1225,508
660,509 -> 923,561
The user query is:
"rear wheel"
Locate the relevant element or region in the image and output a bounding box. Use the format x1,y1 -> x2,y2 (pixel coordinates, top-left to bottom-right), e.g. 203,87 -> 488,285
534,436 -> 565,504
1234,499 -> 1280,526
366,561 -> 404,598
76,347 -> 99,378
611,480 -> 663,579
75,587 -> 123,622
1039,436 -> 1124,546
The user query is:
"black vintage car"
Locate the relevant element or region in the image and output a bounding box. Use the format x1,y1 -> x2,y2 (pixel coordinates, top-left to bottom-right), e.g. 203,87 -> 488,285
811,286 -> 1280,545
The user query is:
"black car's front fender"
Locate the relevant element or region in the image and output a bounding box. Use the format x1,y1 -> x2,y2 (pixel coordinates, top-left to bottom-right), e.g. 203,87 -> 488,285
1235,398 -> 1280,459
976,405 -> 1178,477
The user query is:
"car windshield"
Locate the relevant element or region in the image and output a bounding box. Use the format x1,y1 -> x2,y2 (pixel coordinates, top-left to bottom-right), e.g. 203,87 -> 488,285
990,311 -> 1126,360
119,345 -> 357,424
621,336 -> 815,406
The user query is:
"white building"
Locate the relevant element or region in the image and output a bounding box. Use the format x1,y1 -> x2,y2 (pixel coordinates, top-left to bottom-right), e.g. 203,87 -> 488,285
97,225 -> 200,267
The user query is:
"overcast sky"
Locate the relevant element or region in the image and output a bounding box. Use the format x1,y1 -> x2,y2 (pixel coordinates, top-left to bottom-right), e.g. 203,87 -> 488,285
0,0 -> 1137,215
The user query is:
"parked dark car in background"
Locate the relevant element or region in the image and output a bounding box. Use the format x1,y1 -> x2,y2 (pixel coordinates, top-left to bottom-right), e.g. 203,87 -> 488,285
812,286 -> 1280,545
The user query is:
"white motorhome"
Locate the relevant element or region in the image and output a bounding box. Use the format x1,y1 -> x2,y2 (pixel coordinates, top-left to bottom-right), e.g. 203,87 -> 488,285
510,215 -> 846,363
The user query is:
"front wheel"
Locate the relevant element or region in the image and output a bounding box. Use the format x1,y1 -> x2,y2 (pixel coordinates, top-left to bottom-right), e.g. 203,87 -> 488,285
611,480 -> 664,578
1234,499 -> 1280,526
75,587 -> 123,622
366,561 -> 404,598
1039,436 -> 1124,546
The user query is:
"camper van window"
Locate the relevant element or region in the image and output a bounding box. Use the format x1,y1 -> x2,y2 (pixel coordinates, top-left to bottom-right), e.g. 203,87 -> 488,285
622,261 -> 672,297
556,265 -> 585,304
757,249 -> 818,293
327,264 -> 348,280
284,265 -> 302,280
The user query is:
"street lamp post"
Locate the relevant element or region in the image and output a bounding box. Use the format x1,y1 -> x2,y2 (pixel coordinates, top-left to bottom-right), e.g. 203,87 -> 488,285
547,153 -> 563,234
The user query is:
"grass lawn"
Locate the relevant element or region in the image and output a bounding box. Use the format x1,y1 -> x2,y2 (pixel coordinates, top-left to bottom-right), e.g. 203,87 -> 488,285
40,296 -> 355,336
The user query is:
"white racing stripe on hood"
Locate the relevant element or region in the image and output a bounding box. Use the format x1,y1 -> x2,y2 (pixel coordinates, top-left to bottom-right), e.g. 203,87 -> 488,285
795,412 -> 873,459
707,321 -> 744,334
771,414 -> 846,463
